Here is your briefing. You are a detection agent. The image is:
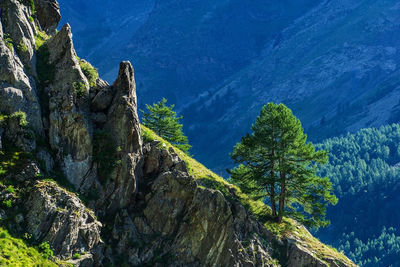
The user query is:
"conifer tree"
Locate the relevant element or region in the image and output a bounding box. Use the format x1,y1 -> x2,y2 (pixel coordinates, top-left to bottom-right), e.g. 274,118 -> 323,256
230,102 -> 337,228
141,98 -> 191,153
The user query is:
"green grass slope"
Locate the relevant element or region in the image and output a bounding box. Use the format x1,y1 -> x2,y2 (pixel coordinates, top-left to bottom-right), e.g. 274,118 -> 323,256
0,228 -> 57,266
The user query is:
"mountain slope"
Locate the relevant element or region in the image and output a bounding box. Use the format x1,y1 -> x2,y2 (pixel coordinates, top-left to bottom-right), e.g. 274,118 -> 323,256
183,0 -> 400,173
58,0 -> 321,104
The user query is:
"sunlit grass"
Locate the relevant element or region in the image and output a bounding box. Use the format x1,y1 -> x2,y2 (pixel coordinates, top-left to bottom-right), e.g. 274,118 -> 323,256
0,228 -> 57,266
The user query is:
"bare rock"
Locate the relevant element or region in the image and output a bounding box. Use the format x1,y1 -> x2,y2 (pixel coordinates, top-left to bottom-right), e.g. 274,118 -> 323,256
0,0 -> 36,69
36,150 -> 55,173
91,85 -> 114,112
109,144 -> 276,266
0,20 -> 43,133
24,181 -> 103,261
13,161 -> 41,182
143,142 -> 187,175
46,24 -> 93,189
287,241 -> 330,267
89,78 -> 109,100
3,114 -> 36,152
100,61 -> 143,211
34,0 -> 61,35
91,112 -> 107,125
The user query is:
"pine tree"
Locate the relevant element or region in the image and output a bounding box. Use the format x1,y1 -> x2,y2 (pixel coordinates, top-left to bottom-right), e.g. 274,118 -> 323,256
230,102 -> 337,228
141,98 -> 191,153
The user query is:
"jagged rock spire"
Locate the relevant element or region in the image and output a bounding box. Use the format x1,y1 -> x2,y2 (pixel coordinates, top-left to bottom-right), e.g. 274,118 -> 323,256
102,61 -> 143,211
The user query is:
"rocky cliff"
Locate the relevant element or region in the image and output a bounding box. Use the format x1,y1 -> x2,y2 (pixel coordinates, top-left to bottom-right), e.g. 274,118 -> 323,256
0,0 -> 356,266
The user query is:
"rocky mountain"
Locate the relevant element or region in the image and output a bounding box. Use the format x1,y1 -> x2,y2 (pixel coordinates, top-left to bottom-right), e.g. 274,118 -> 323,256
58,0 -> 400,175
0,0 -> 356,266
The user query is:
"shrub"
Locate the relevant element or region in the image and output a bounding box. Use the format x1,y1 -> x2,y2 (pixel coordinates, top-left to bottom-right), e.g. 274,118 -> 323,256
23,232 -> 32,241
3,34 -> 14,52
16,41 -> 28,55
2,200 -> 12,208
10,111 -> 28,127
6,185 -> 15,194
79,60 -> 98,87
0,231 -> 8,239
73,253 -> 81,260
38,242 -> 53,259
35,30 -> 50,50
73,82 -> 87,98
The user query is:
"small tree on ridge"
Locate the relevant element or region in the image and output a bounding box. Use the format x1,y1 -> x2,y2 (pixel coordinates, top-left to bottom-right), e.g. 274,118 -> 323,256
141,98 -> 191,153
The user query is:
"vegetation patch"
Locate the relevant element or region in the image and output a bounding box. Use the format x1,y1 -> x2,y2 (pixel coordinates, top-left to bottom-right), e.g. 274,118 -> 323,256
9,111 -> 28,128
0,228 -> 57,266
73,82 -> 87,98
38,242 -> 53,259
0,147 -> 31,181
79,60 -> 99,87
3,34 -> 14,52
16,41 -> 28,55
29,0 -> 35,15
35,30 -> 50,50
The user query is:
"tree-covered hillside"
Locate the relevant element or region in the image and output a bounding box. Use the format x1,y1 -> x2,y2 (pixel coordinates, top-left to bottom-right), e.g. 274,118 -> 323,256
316,123 -> 400,266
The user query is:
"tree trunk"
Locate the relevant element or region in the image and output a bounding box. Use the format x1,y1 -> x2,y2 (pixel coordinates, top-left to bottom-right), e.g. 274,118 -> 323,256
270,184 -> 277,217
269,157 -> 277,218
278,171 -> 286,223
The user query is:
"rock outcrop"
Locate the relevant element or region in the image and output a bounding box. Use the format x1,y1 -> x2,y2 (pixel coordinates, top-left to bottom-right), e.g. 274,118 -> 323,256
0,0 -> 357,266
24,181 -> 103,262
105,142 -> 276,266
46,23 -> 92,189
0,0 -> 43,133
34,0 -> 61,35
101,61 -> 142,211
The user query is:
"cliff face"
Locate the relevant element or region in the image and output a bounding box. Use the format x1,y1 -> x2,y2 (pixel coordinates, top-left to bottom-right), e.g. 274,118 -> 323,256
0,0 -> 356,266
